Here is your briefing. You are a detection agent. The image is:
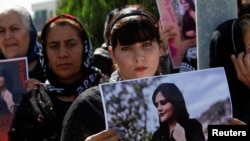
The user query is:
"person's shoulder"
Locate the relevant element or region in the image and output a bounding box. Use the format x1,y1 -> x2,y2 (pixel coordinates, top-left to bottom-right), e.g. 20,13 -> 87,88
188,118 -> 200,123
215,18 -> 237,31
81,85 -> 100,95
77,86 -> 101,101
186,118 -> 202,127
69,86 -> 103,115
151,128 -> 162,141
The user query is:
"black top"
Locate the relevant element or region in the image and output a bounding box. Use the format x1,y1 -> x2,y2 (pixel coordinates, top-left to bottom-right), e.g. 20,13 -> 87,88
8,84 -> 72,141
60,86 -> 105,141
182,12 -> 196,39
0,96 -> 10,114
151,119 -> 204,141
29,59 -> 46,83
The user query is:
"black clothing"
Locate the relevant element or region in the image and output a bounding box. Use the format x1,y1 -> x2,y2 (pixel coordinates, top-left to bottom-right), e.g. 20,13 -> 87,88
209,18 -> 250,124
93,44 -> 113,77
8,84 -> 71,141
8,72 -> 102,141
182,12 -> 196,39
61,71 -> 119,141
8,14 -> 103,141
151,119 -> 204,141
8,68 -> 102,141
61,86 -> 105,141
0,96 -> 11,114
29,59 -> 46,82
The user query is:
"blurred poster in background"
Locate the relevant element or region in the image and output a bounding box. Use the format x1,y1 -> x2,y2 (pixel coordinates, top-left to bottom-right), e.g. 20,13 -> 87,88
0,57 -> 28,141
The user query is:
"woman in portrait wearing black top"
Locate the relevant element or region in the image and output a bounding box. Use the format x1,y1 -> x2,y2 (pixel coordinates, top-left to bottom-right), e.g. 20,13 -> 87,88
151,83 -> 205,141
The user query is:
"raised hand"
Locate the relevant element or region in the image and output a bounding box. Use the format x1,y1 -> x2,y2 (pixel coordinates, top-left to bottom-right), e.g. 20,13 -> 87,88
172,123 -> 187,141
231,52 -> 250,88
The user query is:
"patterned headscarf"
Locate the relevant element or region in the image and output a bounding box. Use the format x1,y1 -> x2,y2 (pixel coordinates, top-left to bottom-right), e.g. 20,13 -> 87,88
40,14 -> 102,96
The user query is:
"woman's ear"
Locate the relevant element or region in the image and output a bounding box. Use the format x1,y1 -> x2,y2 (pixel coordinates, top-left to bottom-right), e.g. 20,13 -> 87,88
108,46 -> 114,59
108,45 -> 118,70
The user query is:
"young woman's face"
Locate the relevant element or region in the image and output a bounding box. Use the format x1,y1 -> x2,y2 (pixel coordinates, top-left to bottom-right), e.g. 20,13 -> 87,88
46,25 -> 84,84
0,11 -> 30,59
243,30 -> 250,53
155,92 -> 174,123
110,39 -> 161,80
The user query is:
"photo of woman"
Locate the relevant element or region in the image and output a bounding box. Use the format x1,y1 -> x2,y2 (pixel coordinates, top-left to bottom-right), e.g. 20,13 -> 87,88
100,67 -> 231,140
151,83 -> 204,141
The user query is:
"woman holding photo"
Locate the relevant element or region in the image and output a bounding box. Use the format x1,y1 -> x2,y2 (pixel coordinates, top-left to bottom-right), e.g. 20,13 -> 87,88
0,5 -> 46,83
61,5 -> 242,141
60,5 -> 163,141
8,14 -> 103,141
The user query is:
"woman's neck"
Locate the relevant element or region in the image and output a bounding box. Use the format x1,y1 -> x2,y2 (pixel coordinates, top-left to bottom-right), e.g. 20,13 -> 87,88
58,73 -> 84,84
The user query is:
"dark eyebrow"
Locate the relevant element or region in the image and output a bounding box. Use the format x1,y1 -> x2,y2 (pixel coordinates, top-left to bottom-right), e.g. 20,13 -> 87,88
65,38 -> 77,43
47,41 -> 58,46
47,38 -> 76,45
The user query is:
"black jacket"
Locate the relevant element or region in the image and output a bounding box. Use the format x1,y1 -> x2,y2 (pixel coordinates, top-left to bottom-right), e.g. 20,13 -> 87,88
8,84 -> 72,141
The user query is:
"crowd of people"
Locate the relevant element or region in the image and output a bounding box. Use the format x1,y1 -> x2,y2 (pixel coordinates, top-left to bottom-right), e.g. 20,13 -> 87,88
0,0 -> 249,140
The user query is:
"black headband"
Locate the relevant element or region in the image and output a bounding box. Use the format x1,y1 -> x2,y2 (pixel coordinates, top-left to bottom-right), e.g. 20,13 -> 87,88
109,10 -> 158,34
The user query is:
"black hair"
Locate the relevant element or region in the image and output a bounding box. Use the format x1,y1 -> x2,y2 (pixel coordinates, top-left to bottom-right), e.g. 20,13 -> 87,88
108,7 -> 160,50
103,8 -> 121,46
152,83 -> 189,122
238,0 -> 250,17
180,0 -> 195,11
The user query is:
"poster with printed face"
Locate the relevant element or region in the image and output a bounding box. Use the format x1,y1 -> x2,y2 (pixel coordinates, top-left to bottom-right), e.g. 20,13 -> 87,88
156,0 -> 197,69
100,67 -> 232,141
0,57 -> 28,141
